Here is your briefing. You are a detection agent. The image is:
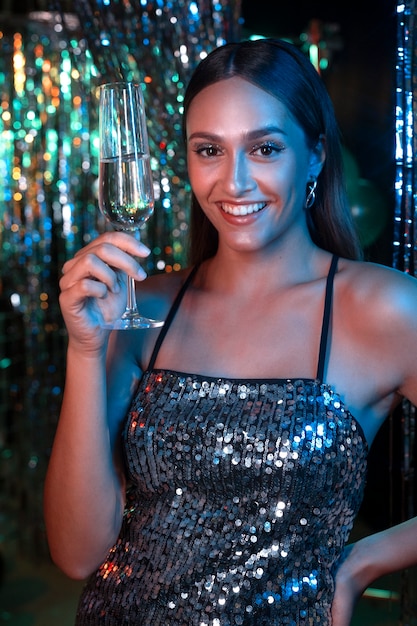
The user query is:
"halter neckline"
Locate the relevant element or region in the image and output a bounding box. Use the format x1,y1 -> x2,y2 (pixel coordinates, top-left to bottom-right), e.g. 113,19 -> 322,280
147,255 -> 339,382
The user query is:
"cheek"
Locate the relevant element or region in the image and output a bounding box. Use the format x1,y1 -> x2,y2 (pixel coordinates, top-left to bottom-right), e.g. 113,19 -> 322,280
187,159 -> 215,197
186,154 -> 198,185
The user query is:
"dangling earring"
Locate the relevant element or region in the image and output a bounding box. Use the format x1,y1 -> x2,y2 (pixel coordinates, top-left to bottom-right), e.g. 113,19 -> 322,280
305,178 -> 317,209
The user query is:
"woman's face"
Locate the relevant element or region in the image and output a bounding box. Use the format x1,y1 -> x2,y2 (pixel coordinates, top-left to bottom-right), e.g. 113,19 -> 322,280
186,76 -> 324,255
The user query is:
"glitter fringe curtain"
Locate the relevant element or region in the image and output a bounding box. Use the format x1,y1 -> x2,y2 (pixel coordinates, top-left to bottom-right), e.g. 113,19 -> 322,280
0,13 -> 101,558
62,0 -> 243,273
394,1 -> 417,622
0,1 -> 242,559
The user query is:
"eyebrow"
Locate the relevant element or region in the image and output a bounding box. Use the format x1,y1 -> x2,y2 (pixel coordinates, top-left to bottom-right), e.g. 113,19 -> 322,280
187,125 -> 287,142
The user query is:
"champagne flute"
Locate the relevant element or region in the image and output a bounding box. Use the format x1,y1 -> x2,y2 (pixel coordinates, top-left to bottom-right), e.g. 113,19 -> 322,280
98,81 -> 163,329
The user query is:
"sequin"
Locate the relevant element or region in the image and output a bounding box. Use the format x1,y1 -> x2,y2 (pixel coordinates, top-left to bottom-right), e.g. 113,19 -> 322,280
76,371 -> 368,625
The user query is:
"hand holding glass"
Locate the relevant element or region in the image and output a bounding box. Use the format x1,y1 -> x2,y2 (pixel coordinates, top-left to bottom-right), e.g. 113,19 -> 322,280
98,82 -> 163,329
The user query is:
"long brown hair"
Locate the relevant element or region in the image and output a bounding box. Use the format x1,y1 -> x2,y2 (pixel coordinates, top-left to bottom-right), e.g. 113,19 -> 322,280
183,38 -> 363,265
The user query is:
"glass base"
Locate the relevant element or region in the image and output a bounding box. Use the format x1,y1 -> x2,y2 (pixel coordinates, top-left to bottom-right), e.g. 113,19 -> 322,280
101,313 -> 164,330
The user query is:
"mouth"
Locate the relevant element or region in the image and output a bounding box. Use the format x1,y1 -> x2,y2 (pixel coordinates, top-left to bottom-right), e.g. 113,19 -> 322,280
221,202 -> 267,216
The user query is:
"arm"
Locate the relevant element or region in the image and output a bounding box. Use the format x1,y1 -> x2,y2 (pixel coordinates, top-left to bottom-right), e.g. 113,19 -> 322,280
332,265 -> 417,625
332,517 -> 417,626
43,232 -> 149,579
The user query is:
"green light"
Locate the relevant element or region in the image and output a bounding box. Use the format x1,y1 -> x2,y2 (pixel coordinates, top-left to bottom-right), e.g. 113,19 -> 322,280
363,587 -> 400,600
70,121 -> 82,132
62,57 -> 71,73
309,44 -> 319,72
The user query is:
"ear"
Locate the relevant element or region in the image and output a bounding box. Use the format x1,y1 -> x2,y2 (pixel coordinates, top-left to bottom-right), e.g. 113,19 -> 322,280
308,134 -> 326,179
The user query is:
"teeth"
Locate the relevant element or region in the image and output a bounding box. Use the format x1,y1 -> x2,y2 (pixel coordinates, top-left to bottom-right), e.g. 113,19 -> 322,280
221,202 -> 266,216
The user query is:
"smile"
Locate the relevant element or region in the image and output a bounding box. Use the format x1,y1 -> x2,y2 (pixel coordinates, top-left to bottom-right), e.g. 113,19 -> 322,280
221,202 -> 267,216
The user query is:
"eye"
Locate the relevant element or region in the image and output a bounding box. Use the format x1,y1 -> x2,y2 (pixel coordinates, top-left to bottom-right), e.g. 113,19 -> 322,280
193,144 -> 222,157
251,141 -> 284,157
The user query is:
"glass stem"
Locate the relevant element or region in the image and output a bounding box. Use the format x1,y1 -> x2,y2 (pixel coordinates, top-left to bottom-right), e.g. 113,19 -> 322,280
125,275 -> 138,316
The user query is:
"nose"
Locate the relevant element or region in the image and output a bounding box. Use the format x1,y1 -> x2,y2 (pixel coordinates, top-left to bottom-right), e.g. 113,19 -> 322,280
222,151 -> 256,196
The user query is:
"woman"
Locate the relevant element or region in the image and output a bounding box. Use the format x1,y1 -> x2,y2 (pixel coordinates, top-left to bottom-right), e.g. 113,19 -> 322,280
44,39 -> 417,625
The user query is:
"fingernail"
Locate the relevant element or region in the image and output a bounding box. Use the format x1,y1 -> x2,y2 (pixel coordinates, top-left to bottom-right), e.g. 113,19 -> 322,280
138,266 -> 147,280
139,243 -> 151,255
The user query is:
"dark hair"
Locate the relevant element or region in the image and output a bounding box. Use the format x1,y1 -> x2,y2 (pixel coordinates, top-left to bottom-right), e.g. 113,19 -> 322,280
183,38 -> 363,265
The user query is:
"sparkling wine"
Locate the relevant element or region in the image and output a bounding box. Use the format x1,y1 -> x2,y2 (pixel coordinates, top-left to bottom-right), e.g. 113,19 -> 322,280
99,154 -> 154,231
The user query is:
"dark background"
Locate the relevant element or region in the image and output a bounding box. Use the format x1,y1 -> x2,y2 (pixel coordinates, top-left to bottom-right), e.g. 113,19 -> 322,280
242,0 -> 398,266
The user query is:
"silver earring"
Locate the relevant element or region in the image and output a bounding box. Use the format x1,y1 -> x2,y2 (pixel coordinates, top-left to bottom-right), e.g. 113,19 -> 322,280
305,179 -> 317,209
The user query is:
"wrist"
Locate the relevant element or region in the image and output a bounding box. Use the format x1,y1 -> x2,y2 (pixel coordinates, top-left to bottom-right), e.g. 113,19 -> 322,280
66,336 -> 109,362
337,537 -> 380,596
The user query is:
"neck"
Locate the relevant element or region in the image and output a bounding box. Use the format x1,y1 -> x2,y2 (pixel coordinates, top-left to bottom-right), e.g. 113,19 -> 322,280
201,240 -> 326,297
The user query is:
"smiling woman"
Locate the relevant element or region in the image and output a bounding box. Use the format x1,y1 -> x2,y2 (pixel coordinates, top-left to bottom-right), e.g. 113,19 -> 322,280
183,39 -> 362,267
44,37 -> 417,626
185,77 -> 325,254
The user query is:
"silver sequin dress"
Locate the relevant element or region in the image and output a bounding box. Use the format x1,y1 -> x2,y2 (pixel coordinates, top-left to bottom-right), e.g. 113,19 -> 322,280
75,256 -> 368,625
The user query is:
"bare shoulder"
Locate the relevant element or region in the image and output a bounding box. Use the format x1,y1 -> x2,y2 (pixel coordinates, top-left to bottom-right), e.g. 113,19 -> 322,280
337,257 -> 417,327
333,258 -> 417,412
136,267 -> 193,320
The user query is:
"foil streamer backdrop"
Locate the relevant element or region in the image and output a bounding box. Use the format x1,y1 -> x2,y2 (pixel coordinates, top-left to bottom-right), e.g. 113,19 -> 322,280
62,0 -> 243,272
0,12 -> 101,557
0,1 -> 242,558
394,1 -> 417,621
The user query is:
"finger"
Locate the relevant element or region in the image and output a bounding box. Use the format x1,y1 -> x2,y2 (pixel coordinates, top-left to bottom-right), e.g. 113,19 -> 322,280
60,276 -> 111,304
64,241 -> 148,277
73,231 -> 150,261
62,245 -> 146,289
60,254 -> 124,294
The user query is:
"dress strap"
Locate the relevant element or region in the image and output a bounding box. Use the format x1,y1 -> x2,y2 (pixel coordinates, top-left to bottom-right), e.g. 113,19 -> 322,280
147,264 -> 200,371
316,254 -> 339,381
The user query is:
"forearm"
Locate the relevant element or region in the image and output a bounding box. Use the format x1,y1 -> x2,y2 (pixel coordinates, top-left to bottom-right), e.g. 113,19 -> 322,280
359,517 -> 417,583
339,517 -> 417,596
44,343 -> 126,579
332,517 -> 417,626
